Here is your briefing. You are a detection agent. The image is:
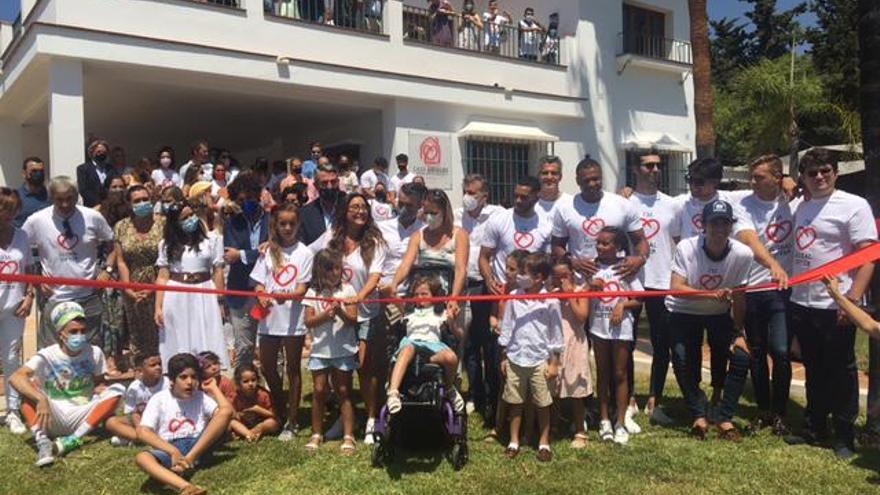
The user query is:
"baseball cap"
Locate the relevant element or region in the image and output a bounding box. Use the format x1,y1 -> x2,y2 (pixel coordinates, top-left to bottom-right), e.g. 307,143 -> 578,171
50,301 -> 86,332
702,199 -> 735,224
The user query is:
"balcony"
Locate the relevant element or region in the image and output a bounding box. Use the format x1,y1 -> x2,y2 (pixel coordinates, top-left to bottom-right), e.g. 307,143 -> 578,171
616,32 -> 692,76
264,0 -> 385,36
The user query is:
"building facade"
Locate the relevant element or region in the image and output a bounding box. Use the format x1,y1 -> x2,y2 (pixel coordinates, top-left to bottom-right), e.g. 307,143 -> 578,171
0,0 -> 695,205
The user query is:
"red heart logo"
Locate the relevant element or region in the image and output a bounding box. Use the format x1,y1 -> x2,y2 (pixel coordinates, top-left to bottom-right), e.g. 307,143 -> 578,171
319,300 -> 333,312
765,220 -> 792,243
376,206 -> 388,217
691,214 -> 703,230
581,218 -> 605,237
641,218 -> 661,240
795,226 -> 817,250
57,233 -> 79,251
699,274 -> 723,290
168,418 -> 196,433
272,264 -> 299,287
514,231 -> 534,249
342,266 -> 354,283
600,280 -> 621,303
0,261 -> 19,275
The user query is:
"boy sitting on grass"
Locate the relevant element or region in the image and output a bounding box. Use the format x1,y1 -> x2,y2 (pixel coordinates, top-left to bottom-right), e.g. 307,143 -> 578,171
106,352 -> 169,446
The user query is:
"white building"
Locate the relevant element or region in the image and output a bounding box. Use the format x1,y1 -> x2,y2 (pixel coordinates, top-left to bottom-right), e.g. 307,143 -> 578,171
0,0 -> 695,206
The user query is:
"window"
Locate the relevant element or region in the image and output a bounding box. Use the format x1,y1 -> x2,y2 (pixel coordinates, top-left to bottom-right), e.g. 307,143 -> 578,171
464,139 -> 535,208
622,4 -> 666,59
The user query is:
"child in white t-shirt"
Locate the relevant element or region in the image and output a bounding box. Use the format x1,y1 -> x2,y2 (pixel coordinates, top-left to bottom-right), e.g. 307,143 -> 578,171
135,352 -> 233,495
106,353 -> 168,446
302,248 -> 359,455
386,275 -> 464,415
588,227 -> 643,445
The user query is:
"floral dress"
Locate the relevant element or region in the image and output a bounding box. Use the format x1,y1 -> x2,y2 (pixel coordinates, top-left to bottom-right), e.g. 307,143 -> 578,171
115,215 -> 165,359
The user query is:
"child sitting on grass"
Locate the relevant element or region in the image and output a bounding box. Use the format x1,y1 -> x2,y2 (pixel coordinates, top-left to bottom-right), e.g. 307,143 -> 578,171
498,252 -> 563,462
230,364 -> 280,442
198,351 -> 236,404
135,352 -> 233,495
386,275 -> 465,414
107,352 -> 169,446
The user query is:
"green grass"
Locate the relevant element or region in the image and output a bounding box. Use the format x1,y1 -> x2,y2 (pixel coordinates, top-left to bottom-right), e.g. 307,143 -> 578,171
2,372 -> 880,495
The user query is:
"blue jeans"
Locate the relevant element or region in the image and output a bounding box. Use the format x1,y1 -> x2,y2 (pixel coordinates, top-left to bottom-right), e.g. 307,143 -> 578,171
463,282 -> 500,412
149,436 -> 213,469
670,312 -> 749,423
745,290 -> 792,416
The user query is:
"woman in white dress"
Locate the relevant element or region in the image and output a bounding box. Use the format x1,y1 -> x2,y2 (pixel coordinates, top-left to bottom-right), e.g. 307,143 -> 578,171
154,201 -> 227,369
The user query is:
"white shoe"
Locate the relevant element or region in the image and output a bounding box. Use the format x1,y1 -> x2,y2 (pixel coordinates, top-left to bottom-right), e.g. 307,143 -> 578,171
34,438 -> 55,467
278,422 -> 297,442
6,412 -> 27,435
110,436 -> 131,447
613,425 -> 630,445
324,415 -> 344,441
626,403 -> 640,417
363,417 -> 376,445
624,408 -> 642,434
599,420 -> 613,442
465,401 -> 476,415
448,389 -> 465,414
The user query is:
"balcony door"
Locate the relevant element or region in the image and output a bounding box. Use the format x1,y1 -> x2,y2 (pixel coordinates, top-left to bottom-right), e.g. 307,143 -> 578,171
623,4 -> 666,59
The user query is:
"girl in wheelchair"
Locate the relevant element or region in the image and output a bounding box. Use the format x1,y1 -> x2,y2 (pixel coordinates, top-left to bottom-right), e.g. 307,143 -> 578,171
385,274 -> 465,414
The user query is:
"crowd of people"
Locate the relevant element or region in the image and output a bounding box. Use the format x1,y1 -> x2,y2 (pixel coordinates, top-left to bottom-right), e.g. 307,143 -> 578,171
0,138 -> 878,494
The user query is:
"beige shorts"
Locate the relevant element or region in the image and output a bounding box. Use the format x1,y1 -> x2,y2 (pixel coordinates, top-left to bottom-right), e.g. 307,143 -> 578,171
502,361 -> 553,408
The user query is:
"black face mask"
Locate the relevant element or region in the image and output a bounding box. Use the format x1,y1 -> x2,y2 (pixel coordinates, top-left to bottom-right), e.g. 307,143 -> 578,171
319,187 -> 340,204
94,153 -> 107,164
28,171 -> 45,185
375,191 -> 387,202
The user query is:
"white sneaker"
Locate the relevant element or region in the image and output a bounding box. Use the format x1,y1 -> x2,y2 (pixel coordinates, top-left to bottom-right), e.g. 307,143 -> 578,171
624,408 -> 642,434
363,417 -> 376,445
613,425 -> 630,445
6,412 -> 27,435
599,420 -> 614,442
626,403 -> 640,417
34,438 -> 55,467
110,436 -> 131,447
324,415 -> 344,440
278,422 -> 297,442
465,401 -> 476,415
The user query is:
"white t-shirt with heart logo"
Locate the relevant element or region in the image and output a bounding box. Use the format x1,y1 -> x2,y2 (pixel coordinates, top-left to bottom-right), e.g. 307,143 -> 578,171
303,284 -> 359,359
370,200 -> 396,222
665,235 -> 753,315
308,233 -> 387,321
551,192 -> 642,261
674,191 -> 755,240
481,208 -> 552,283
22,205 -> 114,302
588,263 -> 643,341
727,192 -> 794,287
140,388 -> 218,441
628,191 -> 682,290
790,190 -> 877,310
249,242 -> 314,337
0,228 -> 32,313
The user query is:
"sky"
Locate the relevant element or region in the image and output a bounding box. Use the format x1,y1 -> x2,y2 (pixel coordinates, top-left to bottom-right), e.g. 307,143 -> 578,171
0,0 -> 18,23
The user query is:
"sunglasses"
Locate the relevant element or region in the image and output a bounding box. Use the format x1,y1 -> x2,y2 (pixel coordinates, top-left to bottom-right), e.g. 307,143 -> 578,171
806,167 -> 834,178
640,162 -> 661,171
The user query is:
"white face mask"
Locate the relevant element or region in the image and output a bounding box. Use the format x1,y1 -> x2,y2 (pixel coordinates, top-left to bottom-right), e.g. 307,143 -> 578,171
462,194 -> 481,212
424,213 -> 443,229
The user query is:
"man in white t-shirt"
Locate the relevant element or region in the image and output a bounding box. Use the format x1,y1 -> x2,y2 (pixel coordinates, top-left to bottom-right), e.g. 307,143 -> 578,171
666,200 -> 753,441
359,156 -> 392,200
378,182 -> 427,297
550,156 -> 649,280
389,154 -> 416,205
23,177 -> 114,350
455,174 -> 504,424
483,0 -> 511,53
479,176 -> 552,295
536,155 -> 572,221
726,155 -> 795,435
784,149 -> 877,459
10,302 -> 125,467
626,152 -> 682,425
178,140 -> 213,183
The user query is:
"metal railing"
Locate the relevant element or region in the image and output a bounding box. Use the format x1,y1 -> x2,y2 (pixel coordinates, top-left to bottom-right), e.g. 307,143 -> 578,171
266,0 -> 385,35
618,32 -> 692,65
402,5 -> 562,65
196,0 -> 241,6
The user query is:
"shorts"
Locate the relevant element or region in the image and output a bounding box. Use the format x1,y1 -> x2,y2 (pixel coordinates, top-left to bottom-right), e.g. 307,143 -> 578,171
308,354 -> 359,372
45,384 -> 125,437
149,436 -> 213,469
357,319 -> 377,342
394,337 -> 450,359
502,361 -> 553,408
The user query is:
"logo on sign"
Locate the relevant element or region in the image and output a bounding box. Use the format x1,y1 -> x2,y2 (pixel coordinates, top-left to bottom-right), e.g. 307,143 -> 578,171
765,220 -> 792,243
641,218 -> 661,240
272,264 -> 299,287
795,226 -> 817,250
581,218 -> 605,237
699,274 -> 723,290
419,137 -> 442,166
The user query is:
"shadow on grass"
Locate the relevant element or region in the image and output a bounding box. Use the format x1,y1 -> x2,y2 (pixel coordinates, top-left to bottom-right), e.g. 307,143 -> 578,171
137,445 -> 237,494
381,448 -> 445,480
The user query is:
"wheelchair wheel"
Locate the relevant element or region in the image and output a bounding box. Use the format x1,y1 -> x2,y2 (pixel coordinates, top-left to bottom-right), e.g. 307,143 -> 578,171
371,441 -> 393,468
449,440 -> 468,471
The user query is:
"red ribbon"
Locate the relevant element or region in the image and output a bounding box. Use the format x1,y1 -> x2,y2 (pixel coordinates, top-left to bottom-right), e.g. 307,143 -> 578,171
2,242 -> 878,304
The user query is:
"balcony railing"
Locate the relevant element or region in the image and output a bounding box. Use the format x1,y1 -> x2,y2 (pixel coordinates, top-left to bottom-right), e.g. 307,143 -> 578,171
618,32 -> 692,65
266,0 -> 385,35
402,5 -> 562,65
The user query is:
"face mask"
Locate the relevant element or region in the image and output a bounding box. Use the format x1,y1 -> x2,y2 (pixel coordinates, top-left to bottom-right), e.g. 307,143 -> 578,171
462,194 -> 481,212
66,333 -> 88,352
214,171 -> 227,182
424,213 -> 443,229
132,201 -> 153,218
319,187 -> 340,204
28,171 -> 45,185
516,274 -> 533,290
375,190 -> 387,202
180,216 -> 201,234
94,153 -> 107,164
242,199 -> 261,217
160,157 -> 172,168
291,167 -> 302,175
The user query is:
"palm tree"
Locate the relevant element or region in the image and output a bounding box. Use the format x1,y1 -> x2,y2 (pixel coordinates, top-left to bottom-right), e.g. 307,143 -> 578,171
689,0 -> 715,158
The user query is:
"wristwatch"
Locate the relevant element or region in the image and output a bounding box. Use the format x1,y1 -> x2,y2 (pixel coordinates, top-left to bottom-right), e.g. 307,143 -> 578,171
104,265 -> 115,274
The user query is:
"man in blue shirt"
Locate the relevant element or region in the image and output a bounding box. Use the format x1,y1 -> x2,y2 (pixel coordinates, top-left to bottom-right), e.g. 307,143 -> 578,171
15,157 -> 50,228
301,141 -> 322,180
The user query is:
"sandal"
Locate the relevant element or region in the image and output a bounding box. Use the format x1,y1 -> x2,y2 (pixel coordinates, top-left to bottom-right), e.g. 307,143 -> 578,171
570,433 -> 588,450
387,390 -> 402,415
179,485 -> 207,495
690,423 -> 708,441
305,433 -> 323,452
341,435 -> 356,456
717,426 -> 743,443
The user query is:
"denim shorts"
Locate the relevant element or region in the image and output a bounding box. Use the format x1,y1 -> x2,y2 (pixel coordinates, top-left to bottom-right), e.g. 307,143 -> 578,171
149,436 -> 212,469
357,318 -> 382,342
394,337 -> 450,359
308,354 -> 359,372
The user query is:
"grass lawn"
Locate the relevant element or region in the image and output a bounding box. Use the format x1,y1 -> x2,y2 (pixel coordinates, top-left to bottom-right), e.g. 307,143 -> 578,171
2,370 -> 880,495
